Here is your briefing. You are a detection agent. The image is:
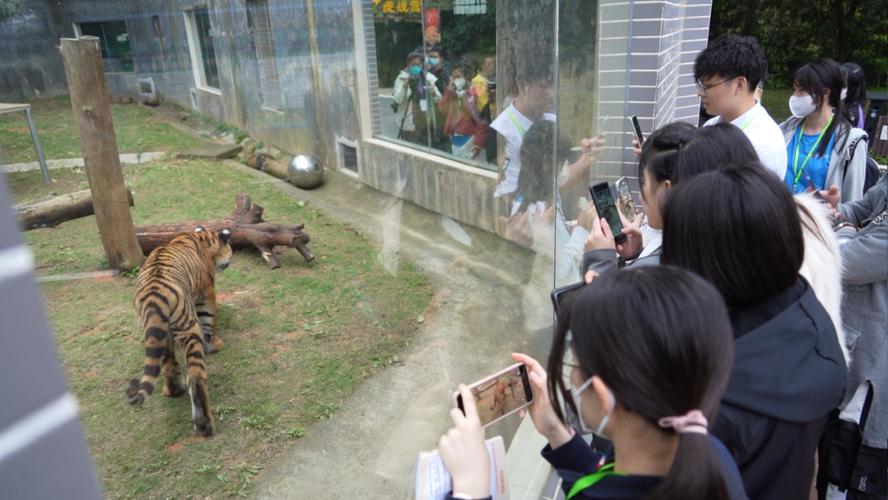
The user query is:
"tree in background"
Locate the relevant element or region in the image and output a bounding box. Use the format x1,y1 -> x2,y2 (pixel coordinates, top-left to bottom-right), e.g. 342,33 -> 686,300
709,0 -> 887,88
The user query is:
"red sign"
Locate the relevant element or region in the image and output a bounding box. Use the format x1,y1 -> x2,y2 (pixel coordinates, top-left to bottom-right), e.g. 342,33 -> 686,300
423,8 -> 441,44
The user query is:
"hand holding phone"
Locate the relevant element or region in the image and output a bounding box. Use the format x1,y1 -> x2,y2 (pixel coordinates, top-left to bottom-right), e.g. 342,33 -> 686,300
438,384 -> 490,499
615,177 -> 636,223
631,115 -> 644,145
511,353 -> 575,448
454,363 -> 534,428
589,182 -> 627,245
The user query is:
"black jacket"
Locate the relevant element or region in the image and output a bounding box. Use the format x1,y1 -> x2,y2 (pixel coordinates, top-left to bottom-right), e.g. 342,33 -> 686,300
715,279 -> 848,500
541,432 -> 748,499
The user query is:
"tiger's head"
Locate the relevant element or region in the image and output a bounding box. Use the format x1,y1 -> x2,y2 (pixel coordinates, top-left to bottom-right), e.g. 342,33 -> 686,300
193,226 -> 233,271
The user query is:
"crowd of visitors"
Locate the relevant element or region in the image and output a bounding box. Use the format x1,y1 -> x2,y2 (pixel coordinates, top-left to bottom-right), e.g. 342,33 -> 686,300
434,33 -> 886,500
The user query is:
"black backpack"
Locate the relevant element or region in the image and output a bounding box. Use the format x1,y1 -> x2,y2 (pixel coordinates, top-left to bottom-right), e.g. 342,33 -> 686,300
817,381 -> 888,499
843,135 -> 881,194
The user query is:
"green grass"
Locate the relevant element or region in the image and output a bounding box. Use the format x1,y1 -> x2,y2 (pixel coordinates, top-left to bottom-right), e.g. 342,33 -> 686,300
13,159 -> 432,498
0,95 -> 206,164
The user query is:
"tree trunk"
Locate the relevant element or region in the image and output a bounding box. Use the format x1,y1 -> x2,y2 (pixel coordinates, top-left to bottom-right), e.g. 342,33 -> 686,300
59,36 -> 144,269
15,189 -> 134,230
134,194 -> 314,269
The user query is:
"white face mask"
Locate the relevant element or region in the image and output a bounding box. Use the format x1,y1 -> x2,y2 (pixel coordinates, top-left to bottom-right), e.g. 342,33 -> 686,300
453,78 -> 466,90
570,377 -> 614,436
840,87 -> 848,101
789,94 -> 817,118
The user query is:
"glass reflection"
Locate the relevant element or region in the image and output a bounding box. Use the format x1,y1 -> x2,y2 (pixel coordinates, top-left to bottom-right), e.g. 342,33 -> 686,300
372,0 -> 497,169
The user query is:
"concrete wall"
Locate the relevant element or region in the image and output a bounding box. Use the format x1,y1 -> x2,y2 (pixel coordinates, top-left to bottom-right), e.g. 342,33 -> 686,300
1,0 -> 713,234
0,0 -> 68,99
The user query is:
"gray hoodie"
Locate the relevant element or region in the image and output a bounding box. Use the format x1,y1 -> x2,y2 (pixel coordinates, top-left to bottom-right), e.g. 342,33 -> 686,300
837,173 -> 888,447
779,118 -> 869,203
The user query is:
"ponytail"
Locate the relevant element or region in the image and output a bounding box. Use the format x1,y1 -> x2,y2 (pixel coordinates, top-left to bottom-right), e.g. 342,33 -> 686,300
646,432 -> 729,500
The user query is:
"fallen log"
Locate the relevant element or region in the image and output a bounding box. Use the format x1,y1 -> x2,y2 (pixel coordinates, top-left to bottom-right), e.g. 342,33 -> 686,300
15,189 -> 134,230
246,153 -> 288,180
134,194 -> 314,269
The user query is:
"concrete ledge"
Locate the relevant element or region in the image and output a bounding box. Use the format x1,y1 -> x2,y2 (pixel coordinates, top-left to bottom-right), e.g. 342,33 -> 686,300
2,152 -> 167,173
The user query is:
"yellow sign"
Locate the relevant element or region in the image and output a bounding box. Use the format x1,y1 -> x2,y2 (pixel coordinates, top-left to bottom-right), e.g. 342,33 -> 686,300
378,0 -> 421,14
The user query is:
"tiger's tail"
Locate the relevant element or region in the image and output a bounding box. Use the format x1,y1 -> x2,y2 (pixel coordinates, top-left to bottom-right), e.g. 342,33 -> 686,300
125,305 -> 168,405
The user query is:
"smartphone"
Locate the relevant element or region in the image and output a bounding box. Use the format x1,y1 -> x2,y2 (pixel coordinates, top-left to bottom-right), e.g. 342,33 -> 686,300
615,176 -> 637,223
551,281 -> 586,318
454,363 -> 534,428
589,181 -> 627,244
630,115 -> 644,144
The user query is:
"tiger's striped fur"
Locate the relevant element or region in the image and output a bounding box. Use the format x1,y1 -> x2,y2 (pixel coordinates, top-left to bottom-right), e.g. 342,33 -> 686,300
125,227 -> 232,437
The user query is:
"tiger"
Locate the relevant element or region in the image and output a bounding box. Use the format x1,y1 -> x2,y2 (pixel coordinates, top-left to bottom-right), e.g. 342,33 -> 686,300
125,226 -> 232,436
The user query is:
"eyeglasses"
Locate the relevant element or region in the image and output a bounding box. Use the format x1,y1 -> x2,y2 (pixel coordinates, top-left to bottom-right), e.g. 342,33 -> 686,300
695,76 -> 736,93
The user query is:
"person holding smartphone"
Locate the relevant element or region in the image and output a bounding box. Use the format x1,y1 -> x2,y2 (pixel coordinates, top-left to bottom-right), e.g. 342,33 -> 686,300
582,122 -> 697,276
437,267 -> 747,499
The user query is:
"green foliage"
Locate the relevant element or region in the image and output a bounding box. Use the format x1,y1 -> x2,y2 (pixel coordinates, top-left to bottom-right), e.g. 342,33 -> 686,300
710,0 -> 888,88
0,0 -> 24,22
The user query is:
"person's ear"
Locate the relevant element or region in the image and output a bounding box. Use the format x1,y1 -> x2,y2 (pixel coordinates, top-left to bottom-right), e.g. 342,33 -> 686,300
735,76 -> 748,95
590,376 -> 614,415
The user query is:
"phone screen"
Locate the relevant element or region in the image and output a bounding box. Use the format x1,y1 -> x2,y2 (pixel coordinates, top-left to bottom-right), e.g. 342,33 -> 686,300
456,364 -> 533,427
631,115 -> 644,144
615,177 -> 636,222
590,182 -> 626,243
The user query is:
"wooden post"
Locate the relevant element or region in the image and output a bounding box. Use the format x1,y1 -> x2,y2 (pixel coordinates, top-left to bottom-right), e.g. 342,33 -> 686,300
59,37 -> 144,269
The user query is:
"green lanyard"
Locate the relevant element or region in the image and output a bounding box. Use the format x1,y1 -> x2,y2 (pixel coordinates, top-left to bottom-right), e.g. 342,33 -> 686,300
791,115 -> 833,189
566,463 -> 623,499
507,108 -> 527,136
739,112 -> 758,132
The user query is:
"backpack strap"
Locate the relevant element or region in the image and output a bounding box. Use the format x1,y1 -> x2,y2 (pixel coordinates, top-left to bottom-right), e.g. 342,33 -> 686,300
842,134 -> 868,179
839,381 -> 875,490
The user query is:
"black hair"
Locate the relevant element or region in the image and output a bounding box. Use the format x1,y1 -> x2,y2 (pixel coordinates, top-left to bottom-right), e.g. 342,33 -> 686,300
841,62 -> 867,106
637,121 -> 698,191
661,163 -> 804,307
547,266 -> 733,500
673,123 -> 759,183
428,44 -> 444,58
516,121 -> 572,209
694,34 -> 768,93
793,58 -> 851,157
405,51 -> 423,67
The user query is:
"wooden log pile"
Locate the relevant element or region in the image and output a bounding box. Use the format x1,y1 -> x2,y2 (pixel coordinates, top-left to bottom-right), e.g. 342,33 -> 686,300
135,194 -> 313,269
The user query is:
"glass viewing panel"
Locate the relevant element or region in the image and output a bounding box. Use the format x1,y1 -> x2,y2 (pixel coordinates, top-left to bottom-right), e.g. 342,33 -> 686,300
370,0 -> 497,168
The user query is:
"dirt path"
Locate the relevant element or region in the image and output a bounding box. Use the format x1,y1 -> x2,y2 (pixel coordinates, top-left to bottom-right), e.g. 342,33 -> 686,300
229,164 -> 554,499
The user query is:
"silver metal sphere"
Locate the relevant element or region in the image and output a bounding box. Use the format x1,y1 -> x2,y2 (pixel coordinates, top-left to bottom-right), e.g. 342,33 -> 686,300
287,155 -> 324,189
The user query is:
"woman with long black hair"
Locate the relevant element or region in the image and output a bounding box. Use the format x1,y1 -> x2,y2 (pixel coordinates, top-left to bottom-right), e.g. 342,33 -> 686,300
841,62 -> 868,129
661,163 -> 848,500
780,58 -> 868,201
437,267 -> 747,499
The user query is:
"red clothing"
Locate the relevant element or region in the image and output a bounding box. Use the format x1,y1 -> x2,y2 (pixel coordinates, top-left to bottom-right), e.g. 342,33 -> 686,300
438,87 -> 489,148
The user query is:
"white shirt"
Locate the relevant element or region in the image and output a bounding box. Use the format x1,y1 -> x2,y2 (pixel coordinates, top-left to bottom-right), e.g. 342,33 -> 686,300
511,199 -> 587,287
704,103 -> 788,180
491,104 -> 556,197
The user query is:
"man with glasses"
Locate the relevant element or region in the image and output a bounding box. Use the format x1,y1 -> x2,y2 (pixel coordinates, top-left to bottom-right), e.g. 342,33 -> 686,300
694,34 -> 787,180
